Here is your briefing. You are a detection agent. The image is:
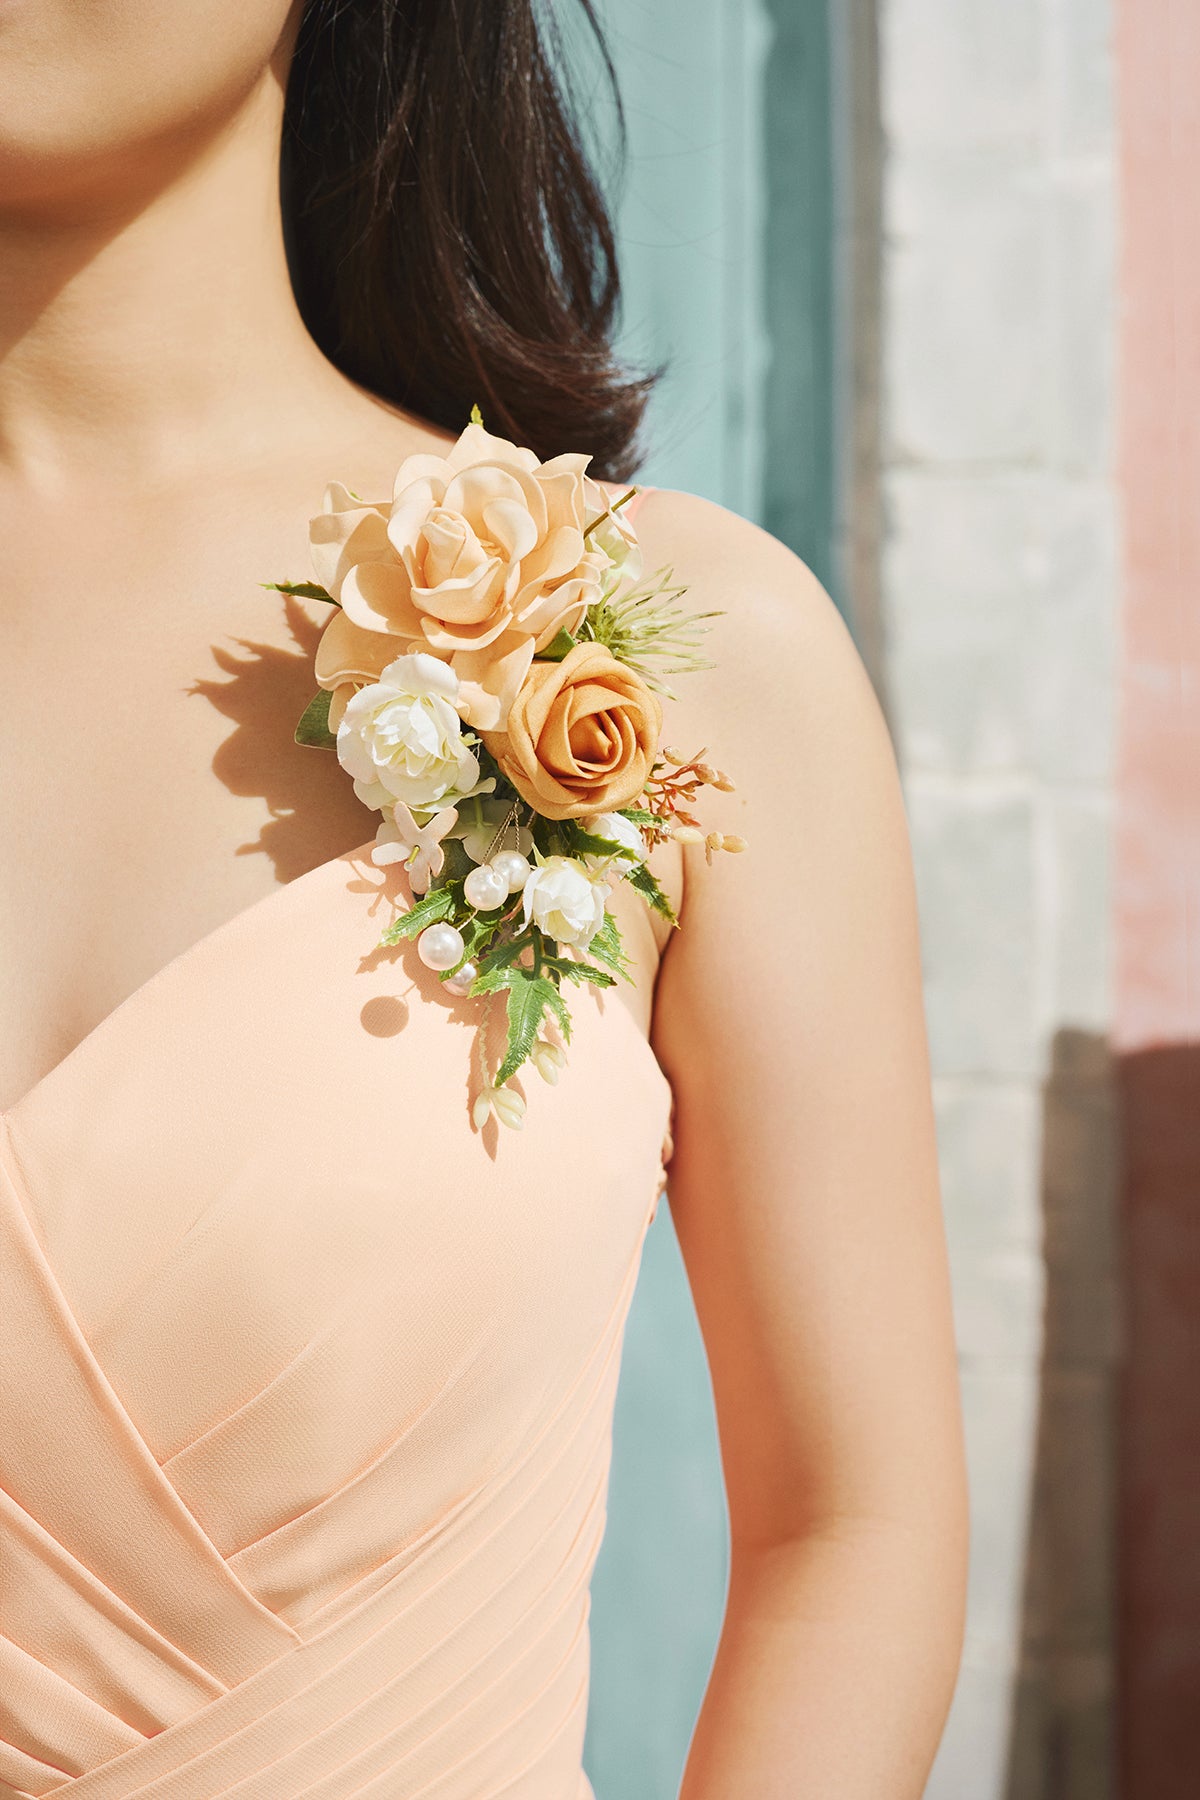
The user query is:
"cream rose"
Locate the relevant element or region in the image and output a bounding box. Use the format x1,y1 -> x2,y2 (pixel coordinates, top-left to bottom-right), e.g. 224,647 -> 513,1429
308,422 -> 622,733
482,640 -> 662,821
521,856 -> 611,949
336,652 -> 487,811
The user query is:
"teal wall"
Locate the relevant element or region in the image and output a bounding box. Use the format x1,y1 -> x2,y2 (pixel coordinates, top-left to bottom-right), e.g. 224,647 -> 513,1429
582,3 -> 838,1794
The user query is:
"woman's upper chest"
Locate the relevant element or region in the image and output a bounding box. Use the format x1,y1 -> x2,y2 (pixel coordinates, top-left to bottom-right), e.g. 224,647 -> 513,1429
0,478 -> 675,1112
0,481 -> 374,1110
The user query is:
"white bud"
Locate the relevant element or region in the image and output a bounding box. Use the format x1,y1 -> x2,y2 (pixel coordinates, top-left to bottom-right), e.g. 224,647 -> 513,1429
473,1082 -> 528,1131
493,1086 -> 526,1129
531,1038 -> 567,1085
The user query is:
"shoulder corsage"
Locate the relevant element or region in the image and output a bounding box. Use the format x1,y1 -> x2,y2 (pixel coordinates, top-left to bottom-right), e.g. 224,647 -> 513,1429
268,409 -> 743,1131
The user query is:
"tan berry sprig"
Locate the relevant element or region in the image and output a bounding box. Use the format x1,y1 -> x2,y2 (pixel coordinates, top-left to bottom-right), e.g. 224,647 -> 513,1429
643,747 -> 746,864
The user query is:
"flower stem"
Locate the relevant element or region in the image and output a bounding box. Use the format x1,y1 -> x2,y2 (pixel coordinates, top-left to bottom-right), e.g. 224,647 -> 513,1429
583,486 -> 639,539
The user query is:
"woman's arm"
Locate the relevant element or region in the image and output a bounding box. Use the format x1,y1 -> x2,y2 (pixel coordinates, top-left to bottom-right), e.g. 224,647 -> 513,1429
641,491 -> 969,1798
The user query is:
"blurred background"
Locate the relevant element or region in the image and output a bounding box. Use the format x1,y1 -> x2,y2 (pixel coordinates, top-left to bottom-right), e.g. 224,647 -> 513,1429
576,2 -> 1199,1797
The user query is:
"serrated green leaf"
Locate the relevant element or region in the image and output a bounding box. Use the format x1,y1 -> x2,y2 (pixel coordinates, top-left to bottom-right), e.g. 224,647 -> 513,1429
536,627 -> 577,662
263,580 -> 338,604
540,980 -> 572,1041
468,964 -> 516,997
496,971 -> 565,1084
476,931 -> 535,976
557,959 -> 617,988
379,884 -> 457,946
558,822 -> 641,862
456,912 -> 502,964
532,946 -> 614,988
294,689 -> 338,749
585,911 -> 633,982
626,860 -> 679,926
617,807 -> 660,828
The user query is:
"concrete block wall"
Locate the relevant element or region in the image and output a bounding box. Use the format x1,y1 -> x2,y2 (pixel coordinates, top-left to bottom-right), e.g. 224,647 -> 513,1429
872,2 -> 1120,1794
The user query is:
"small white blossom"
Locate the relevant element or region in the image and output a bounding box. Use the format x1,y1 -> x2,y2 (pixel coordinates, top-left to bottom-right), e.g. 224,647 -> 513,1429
521,855 -> 610,949
371,802 -> 459,892
585,479 -> 644,599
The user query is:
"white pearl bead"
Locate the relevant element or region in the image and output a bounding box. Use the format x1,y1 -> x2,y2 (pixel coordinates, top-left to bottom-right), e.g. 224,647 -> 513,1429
463,863 -> 509,911
417,922 -> 465,971
442,960 -> 477,997
491,849 -> 532,895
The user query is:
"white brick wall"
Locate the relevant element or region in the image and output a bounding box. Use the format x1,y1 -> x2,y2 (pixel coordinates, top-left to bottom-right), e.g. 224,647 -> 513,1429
875,2 -> 1118,1793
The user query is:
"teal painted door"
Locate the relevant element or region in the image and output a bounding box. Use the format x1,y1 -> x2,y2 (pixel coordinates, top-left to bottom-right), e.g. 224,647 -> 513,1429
583,3 -> 838,1794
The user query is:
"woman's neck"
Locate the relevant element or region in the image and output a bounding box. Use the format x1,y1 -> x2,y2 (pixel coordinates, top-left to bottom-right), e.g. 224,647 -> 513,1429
0,71 -> 344,494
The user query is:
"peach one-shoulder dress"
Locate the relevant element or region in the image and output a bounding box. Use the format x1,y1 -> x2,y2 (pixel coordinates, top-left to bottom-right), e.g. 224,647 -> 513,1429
0,816 -> 675,1792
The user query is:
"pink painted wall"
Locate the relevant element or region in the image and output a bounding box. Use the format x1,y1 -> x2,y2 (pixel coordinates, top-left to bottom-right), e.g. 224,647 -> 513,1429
1114,1 -> 1200,1793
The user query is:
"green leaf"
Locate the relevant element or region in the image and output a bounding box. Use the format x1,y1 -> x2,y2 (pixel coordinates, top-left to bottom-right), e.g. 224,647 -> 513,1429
585,911 -> 634,983
495,970 -> 567,1084
476,930 -> 535,977
456,912 -> 502,965
533,945 -> 619,990
558,959 -> 617,989
558,821 -> 641,862
536,627 -> 577,662
617,806 -> 660,829
263,580 -> 338,605
294,689 -> 337,750
531,814 -> 558,858
379,884 -> 457,946
438,837 -> 476,885
468,964 -> 516,997
626,860 -> 679,926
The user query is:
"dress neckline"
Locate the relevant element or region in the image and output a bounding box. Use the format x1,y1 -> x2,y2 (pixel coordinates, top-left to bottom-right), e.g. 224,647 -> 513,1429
4,839 -> 672,1123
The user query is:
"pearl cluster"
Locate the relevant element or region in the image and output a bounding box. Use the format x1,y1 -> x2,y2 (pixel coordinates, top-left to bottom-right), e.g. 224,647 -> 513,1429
416,848 -> 533,993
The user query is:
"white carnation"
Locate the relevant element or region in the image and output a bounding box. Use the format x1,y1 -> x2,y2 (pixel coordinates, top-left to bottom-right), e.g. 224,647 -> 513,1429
336,652 -> 481,810
521,855 -> 611,949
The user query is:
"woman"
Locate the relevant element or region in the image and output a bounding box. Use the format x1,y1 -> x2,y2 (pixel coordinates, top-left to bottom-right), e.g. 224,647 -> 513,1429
0,2 -> 968,1796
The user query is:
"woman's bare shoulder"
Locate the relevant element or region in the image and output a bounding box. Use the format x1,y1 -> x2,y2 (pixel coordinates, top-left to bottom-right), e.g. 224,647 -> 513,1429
628,485 -> 893,788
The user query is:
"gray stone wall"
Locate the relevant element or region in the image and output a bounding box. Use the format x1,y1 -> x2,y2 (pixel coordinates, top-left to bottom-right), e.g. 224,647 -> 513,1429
863,2 -> 1120,1793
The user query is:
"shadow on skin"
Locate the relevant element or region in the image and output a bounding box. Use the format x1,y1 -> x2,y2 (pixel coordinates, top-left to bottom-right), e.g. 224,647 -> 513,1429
189,597 -> 520,1158
187,593 -> 369,883
358,995 -> 409,1039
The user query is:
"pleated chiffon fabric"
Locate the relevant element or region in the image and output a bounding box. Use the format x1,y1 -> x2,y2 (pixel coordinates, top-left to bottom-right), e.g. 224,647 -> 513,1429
0,842 -> 674,1798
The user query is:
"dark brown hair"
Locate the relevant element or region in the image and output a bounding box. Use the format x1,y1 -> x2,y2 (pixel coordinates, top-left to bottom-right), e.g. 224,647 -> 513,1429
280,0 -> 657,481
